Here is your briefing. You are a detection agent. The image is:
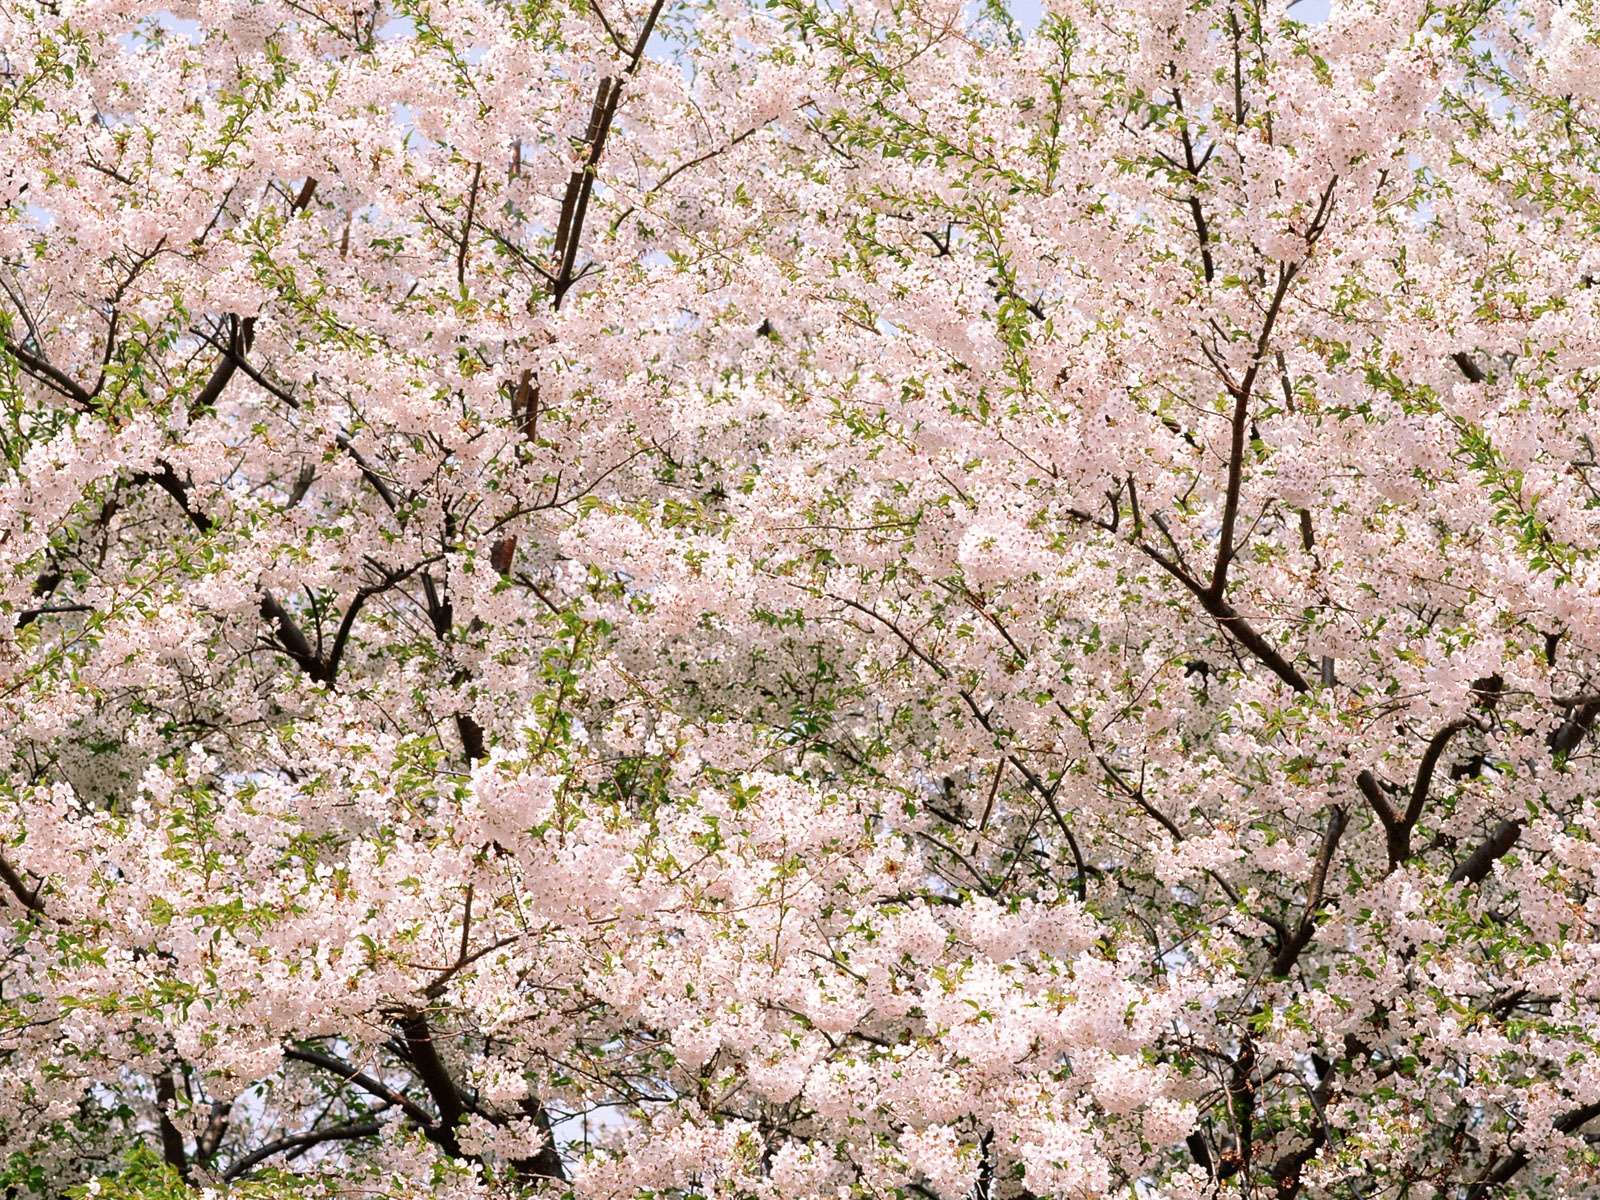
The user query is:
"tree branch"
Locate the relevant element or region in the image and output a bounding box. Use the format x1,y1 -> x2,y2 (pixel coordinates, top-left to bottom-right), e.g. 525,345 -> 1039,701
1550,697 -> 1600,757
458,162 -> 482,288
130,462 -> 213,534
548,0 -> 667,307
187,178 -> 317,415
1448,819 -> 1523,885
397,1012 -> 468,1154
1462,1098 -> 1600,1200
1388,716 -> 1473,867
0,850 -> 45,913
1210,261 -> 1299,598
1148,547 -> 1311,692
1,338 -> 91,405
333,434 -> 400,511
1452,352 -> 1485,383
225,1117 -> 385,1180
282,1047 -> 437,1128
1270,804 -> 1347,977
260,590 -> 324,679
155,1069 -> 189,1179
1356,768 -> 1397,829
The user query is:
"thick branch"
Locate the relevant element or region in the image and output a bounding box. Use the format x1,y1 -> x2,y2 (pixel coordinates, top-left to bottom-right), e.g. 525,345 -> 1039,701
16,602 -> 93,629
1142,543 -> 1310,692
282,1047 -> 437,1128
155,1069 -> 189,1179
260,590 -> 324,679
1448,819 -> 1523,885
548,0 -> 667,307
333,434 -> 400,511
130,462 -> 213,535
1270,804 -> 1348,977
225,1118 -> 384,1180
1355,768 -> 1397,829
195,1101 -> 231,1166
187,178 -> 317,415
1,339 -> 92,405
512,1096 -> 567,1181
1550,697 -> 1600,757
1463,1098 -> 1600,1200
1187,196 -> 1214,284
1453,352 -> 1485,383
1385,717 -> 1472,867
458,163 -> 482,287
397,1012 -> 468,1154
0,850 -> 45,913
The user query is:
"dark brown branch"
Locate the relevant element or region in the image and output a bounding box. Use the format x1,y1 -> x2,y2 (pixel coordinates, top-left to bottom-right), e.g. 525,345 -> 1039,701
490,537 -> 518,575
1387,717 -> 1473,867
192,319 -> 410,524
130,462 -> 213,535
1453,352 -> 1485,383
1270,804 -> 1348,977
1356,768 -> 1397,828
456,713 -> 487,762
188,318 -> 248,416
192,324 -> 299,407
420,934 -> 521,1001
458,162 -> 482,288
282,1047 -> 437,1128
83,157 -> 137,187
0,850 -> 45,913
513,368 -> 538,442
1187,196 -> 1214,284
643,120 -> 778,200
319,586 -> 378,684
155,1069 -> 189,1179
397,1012 -> 468,1154
1210,260 -> 1300,598
1449,819 -> 1523,885
1550,697 -> 1600,756
225,1117 -> 384,1180
549,0 -> 667,307
195,1101 -> 232,1166
1098,755 -> 1183,840
587,0 -> 628,53
261,564 -> 417,686
552,84 -> 621,305
550,172 -> 583,275
1170,92 -> 1216,287
291,177 -> 318,214
1462,1098 -> 1600,1200
1225,1033 -> 1256,1178
1140,541 -> 1311,691
1,338 -> 91,405
288,464 -> 316,507
829,594 -> 1088,894
260,590 -> 323,678
333,434 -> 400,511
1269,1053 -> 1340,1200
186,178 -> 317,415
513,1096 -> 567,1181
625,0 -> 668,70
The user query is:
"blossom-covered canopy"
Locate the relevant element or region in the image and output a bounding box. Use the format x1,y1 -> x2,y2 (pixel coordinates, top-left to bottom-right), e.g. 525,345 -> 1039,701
3,1 -> 1600,1198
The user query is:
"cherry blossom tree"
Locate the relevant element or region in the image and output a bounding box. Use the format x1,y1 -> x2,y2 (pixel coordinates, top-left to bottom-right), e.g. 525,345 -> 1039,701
3,0 -> 1600,1198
